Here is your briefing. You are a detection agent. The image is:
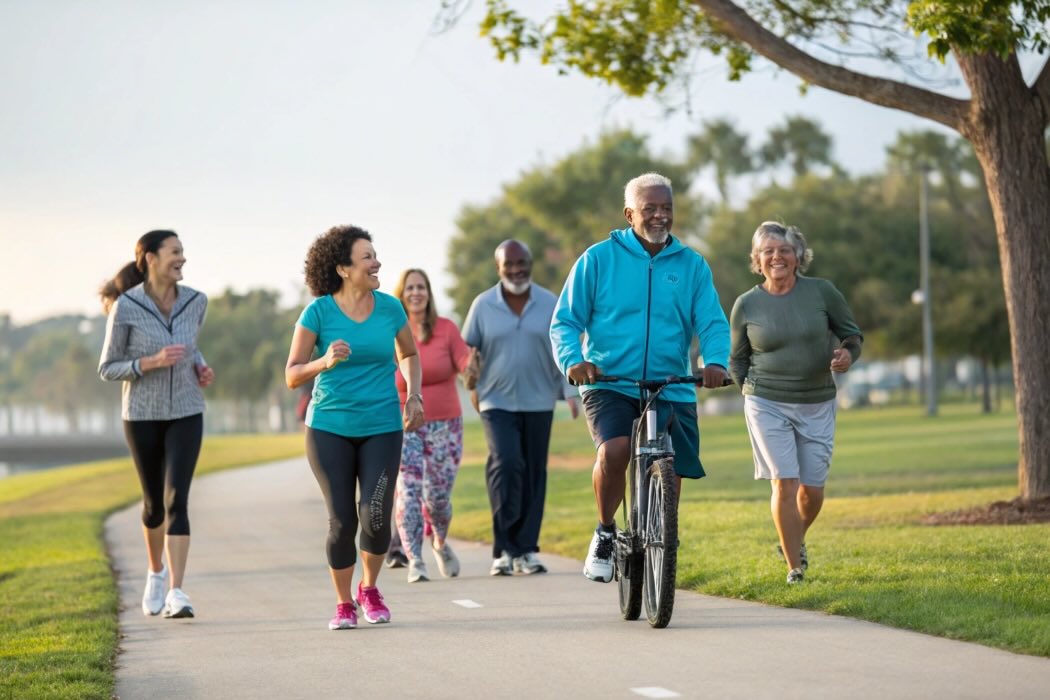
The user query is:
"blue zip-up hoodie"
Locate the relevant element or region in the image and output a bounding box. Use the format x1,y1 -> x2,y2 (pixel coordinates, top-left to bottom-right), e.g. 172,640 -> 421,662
550,228 -> 730,404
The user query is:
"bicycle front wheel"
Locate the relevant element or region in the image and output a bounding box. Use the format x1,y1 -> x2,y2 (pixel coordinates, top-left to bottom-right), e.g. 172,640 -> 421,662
642,457 -> 678,628
616,528 -> 642,620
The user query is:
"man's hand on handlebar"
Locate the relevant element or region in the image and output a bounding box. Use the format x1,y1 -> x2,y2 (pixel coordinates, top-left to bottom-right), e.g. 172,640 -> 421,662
701,364 -> 728,389
567,361 -> 600,386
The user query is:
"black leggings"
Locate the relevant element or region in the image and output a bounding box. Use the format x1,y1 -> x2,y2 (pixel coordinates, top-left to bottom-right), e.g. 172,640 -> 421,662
305,428 -> 403,570
124,413 -> 203,536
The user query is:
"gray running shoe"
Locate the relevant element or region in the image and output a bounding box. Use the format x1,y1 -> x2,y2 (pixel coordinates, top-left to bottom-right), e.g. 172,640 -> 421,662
407,558 -> 429,583
432,542 -> 461,578
513,552 -> 547,575
489,551 -> 512,576
786,567 -> 805,584
385,549 -> 408,569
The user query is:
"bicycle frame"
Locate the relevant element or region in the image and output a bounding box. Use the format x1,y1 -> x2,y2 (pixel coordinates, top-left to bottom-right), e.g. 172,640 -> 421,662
589,373 -> 726,627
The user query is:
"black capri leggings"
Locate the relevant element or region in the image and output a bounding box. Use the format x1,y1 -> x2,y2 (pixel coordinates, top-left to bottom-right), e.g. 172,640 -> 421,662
124,413 -> 204,536
305,427 -> 403,570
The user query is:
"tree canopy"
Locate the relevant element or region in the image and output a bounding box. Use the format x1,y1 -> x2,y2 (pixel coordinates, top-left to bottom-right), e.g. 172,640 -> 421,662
445,130 -> 701,319
471,0 -> 1050,499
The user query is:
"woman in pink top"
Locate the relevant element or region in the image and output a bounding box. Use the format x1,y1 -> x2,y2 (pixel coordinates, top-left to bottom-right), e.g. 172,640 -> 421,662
392,269 -> 476,582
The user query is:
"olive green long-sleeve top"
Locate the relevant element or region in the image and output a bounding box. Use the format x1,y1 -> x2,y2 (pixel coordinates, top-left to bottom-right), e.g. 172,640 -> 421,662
729,275 -> 863,404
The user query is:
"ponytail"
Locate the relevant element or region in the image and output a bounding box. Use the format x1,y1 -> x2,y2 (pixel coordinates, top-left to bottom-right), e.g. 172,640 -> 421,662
99,261 -> 145,313
99,229 -> 178,314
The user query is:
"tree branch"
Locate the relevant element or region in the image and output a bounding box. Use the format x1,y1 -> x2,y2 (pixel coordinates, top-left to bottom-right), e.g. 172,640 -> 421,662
692,0 -> 968,130
1034,57 -> 1050,127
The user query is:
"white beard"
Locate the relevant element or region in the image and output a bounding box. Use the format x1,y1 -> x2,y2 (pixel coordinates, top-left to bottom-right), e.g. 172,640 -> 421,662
501,279 -> 531,295
640,229 -> 669,245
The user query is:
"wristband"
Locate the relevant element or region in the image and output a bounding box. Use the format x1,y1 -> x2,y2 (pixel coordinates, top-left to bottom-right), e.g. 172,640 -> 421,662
407,393 -> 423,405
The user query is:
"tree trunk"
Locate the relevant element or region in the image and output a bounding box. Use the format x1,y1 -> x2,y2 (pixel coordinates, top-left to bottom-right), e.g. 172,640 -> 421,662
980,358 -> 991,415
957,53 -> 1050,500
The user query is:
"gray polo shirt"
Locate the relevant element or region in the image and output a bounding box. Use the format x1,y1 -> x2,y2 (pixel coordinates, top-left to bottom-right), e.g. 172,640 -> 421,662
462,283 -> 575,413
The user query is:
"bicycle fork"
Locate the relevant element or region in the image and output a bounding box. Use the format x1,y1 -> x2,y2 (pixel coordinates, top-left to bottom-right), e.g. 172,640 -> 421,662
622,408 -> 673,566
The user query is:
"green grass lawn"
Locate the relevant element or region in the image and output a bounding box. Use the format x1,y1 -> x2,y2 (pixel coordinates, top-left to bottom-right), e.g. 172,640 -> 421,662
452,401 -> 1050,657
0,434 -> 305,700
1,403 -> 1046,699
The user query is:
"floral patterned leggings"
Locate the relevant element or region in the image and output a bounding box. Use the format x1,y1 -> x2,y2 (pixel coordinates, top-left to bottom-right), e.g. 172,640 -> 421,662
394,417 -> 464,561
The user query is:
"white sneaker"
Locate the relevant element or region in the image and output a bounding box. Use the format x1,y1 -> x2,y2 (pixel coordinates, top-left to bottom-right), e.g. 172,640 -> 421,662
163,587 -> 194,618
489,551 -> 512,576
513,552 -> 547,575
583,528 -> 615,583
141,564 -> 168,616
432,542 -> 461,578
407,558 -> 429,583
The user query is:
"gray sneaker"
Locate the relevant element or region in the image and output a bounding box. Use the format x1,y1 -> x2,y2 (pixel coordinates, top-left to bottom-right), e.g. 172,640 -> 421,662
513,552 -> 547,575
489,551 -> 512,576
786,567 -> 805,584
407,558 -> 429,583
432,542 -> 461,578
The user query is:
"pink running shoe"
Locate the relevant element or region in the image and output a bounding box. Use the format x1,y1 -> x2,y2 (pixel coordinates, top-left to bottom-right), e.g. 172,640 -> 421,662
356,583 -> 391,624
328,601 -> 357,630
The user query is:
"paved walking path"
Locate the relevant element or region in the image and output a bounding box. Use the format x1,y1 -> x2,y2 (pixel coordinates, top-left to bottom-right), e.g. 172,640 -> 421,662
106,458 -> 1050,699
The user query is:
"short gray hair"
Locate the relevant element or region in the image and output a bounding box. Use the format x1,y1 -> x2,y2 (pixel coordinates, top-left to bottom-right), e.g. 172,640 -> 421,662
624,172 -> 673,209
749,221 -> 813,275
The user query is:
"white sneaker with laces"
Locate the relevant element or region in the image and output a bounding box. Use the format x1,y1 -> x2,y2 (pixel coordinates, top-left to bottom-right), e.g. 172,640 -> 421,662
583,528 -> 615,583
489,551 -> 513,576
407,558 -> 429,583
513,552 -> 547,575
163,587 -> 195,618
141,564 -> 168,616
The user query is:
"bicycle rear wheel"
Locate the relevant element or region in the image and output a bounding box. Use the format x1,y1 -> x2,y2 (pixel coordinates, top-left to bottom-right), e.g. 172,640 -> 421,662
642,457 -> 678,628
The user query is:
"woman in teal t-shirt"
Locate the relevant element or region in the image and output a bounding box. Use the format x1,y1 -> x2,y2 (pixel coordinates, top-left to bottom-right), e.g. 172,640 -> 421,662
285,225 -> 423,630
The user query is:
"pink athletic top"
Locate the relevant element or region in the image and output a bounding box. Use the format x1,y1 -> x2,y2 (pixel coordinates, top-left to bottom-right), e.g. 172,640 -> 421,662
395,316 -> 472,421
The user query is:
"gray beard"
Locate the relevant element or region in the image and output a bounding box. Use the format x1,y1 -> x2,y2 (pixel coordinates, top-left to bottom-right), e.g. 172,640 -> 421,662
501,279 -> 531,295
640,229 -> 670,245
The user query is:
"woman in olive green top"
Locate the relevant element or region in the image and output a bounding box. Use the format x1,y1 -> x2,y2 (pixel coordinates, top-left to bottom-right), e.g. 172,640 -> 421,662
730,222 -> 862,584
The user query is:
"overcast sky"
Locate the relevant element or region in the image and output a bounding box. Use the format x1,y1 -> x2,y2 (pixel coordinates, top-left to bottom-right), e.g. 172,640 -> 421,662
0,0 -> 942,325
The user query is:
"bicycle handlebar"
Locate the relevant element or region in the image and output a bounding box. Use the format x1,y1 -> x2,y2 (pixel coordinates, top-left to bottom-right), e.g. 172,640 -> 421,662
568,373 -> 734,389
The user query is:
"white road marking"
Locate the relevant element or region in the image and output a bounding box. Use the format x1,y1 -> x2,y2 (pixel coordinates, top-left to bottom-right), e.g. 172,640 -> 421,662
630,688 -> 680,698
452,599 -> 483,608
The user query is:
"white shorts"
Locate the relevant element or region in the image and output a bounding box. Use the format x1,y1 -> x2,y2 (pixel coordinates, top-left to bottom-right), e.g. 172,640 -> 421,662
744,395 -> 837,486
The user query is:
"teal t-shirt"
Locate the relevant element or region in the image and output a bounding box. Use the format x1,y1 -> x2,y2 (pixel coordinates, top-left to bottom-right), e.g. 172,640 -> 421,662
297,292 -> 407,437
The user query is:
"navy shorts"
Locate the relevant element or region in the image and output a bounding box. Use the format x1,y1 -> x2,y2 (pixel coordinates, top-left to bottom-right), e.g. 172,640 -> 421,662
581,389 -> 705,479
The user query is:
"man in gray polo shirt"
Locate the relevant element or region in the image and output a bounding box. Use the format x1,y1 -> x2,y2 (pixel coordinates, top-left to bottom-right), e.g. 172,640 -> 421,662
462,239 -> 580,577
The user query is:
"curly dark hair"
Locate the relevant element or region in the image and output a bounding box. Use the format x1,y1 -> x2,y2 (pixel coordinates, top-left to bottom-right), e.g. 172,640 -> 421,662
303,225 -> 372,296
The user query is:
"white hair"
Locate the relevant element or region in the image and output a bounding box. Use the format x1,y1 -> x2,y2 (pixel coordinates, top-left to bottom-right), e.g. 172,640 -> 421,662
749,221 -> 814,274
624,173 -> 673,210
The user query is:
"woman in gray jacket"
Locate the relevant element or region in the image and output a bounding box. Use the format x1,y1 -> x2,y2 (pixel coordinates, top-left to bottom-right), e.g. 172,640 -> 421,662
99,230 -> 214,619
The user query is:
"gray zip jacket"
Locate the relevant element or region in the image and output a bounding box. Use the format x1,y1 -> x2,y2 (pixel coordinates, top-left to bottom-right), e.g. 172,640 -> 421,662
98,283 -> 209,421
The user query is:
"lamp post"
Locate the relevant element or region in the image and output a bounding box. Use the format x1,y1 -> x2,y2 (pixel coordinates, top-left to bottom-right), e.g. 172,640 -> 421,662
918,165 -> 937,417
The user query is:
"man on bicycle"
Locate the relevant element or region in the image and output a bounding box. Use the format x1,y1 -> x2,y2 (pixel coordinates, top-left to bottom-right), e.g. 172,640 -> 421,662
550,172 -> 730,583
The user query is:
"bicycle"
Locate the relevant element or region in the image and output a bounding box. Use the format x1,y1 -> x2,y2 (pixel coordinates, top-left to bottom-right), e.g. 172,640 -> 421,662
583,372 -> 730,628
